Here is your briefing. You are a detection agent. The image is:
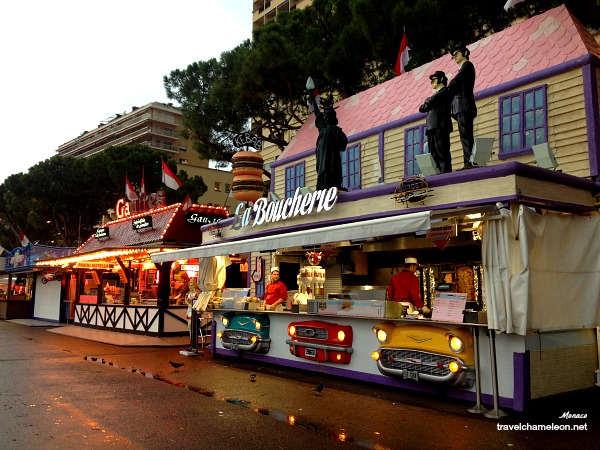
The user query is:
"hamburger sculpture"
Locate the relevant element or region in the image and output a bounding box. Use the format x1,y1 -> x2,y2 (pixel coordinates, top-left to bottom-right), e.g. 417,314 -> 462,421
231,150 -> 265,203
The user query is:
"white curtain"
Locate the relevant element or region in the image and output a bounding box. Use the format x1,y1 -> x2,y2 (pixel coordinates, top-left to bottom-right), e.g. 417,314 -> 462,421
483,205 -> 600,335
194,256 -> 231,311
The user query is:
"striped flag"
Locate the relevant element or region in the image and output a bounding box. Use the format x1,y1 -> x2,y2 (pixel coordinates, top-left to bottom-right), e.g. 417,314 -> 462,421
394,33 -> 410,76
140,167 -> 146,196
125,175 -> 138,201
162,160 -> 183,190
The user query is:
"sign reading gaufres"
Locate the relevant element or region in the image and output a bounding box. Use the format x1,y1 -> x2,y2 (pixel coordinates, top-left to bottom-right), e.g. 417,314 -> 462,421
231,187 -> 338,230
185,212 -> 223,226
116,191 -> 166,219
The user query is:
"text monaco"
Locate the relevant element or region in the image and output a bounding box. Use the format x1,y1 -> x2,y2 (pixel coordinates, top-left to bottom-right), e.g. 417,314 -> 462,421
231,187 -> 338,230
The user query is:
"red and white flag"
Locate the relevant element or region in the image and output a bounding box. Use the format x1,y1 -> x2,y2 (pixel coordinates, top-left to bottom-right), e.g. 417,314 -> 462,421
125,175 -> 138,201
504,0 -> 525,11
140,167 -> 146,196
162,160 -> 183,190
18,228 -> 30,247
182,193 -> 192,211
394,33 -> 410,76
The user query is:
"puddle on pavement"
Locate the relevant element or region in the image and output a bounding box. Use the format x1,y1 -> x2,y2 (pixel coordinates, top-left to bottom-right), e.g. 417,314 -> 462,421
84,356 -> 388,449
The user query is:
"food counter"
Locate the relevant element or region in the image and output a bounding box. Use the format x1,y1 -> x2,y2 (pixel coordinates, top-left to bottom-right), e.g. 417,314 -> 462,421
210,303 -> 524,411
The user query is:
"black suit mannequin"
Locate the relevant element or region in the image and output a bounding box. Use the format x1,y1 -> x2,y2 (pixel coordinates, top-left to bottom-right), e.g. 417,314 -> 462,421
448,45 -> 477,168
419,71 -> 453,173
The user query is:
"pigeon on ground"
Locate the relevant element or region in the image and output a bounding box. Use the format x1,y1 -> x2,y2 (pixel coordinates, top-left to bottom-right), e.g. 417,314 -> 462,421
169,361 -> 185,370
313,381 -> 324,393
250,372 -> 256,382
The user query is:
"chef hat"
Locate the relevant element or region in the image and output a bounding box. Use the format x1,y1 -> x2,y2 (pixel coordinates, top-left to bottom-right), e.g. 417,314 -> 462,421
405,257 -> 418,265
270,266 -> 280,273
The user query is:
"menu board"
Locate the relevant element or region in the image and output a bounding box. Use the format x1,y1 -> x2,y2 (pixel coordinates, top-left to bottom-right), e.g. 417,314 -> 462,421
431,292 -> 467,323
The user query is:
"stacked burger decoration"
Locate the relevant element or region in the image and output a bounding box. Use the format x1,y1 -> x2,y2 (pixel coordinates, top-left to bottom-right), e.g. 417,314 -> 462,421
231,132 -> 265,203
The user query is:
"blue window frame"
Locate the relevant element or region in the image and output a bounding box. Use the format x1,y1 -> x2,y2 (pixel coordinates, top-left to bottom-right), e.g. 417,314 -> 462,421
404,125 -> 428,177
341,143 -> 361,190
285,162 -> 305,198
499,85 -> 547,158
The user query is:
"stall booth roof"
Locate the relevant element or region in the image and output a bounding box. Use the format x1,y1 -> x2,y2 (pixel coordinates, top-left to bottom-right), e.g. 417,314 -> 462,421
75,203 -> 204,254
151,210 -> 432,263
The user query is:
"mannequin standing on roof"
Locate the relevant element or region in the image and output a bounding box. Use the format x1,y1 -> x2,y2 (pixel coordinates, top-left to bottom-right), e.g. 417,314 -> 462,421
448,44 -> 477,169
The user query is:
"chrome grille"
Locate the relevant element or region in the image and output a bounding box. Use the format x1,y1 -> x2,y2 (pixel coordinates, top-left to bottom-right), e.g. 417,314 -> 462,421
379,349 -> 455,377
296,326 -> 328,340
222,330 -> 255,345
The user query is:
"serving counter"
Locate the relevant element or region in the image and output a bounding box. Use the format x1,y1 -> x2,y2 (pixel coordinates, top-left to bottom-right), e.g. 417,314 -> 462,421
211,307 -> 525,411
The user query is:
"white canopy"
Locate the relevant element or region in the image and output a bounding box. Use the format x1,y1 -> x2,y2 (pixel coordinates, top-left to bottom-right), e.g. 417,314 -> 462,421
152,211 -> 432,263
483,205 -> 600,335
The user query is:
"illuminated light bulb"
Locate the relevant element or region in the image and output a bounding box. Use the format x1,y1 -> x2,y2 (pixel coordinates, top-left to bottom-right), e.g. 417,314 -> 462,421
337,330 -> 345,342
288,325 -> 296,336
448,361 -> 460,373
371,351 -> 380,361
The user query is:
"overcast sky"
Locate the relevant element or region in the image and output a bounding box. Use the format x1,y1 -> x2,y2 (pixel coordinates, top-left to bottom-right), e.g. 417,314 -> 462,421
0,0 -> 252,183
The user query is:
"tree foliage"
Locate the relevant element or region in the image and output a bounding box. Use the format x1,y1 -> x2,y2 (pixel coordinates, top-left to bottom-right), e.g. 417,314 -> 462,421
164,0 -> 599,164
0,145 -> 206,250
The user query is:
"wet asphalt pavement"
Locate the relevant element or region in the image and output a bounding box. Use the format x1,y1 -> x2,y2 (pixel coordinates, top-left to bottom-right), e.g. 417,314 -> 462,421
1,320 -> 598,449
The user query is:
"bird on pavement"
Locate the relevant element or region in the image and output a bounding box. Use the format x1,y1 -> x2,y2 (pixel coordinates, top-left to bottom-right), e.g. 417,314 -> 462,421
313,382 -> 324,393
250,372 -> 256,382
169,361 -> 185,371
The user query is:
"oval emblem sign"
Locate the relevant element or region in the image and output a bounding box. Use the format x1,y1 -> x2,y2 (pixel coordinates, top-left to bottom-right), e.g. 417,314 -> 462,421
393,177 -> 433,207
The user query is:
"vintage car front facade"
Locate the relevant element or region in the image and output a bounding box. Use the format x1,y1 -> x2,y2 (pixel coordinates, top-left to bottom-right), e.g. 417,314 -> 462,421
371,323 -> 475,387
286,320 -> 353,364
217,312 -> 271,353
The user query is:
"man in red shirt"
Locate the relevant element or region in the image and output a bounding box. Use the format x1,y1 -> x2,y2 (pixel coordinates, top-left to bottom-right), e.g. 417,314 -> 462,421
264,267 -> 288,311
387,257 -> 425,310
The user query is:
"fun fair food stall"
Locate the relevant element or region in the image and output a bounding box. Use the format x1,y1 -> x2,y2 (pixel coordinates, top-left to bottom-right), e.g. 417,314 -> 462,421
152,6 -> 600,411
36,193 -> 228,336
152,168 -> 600,412
1,244 -> 75,321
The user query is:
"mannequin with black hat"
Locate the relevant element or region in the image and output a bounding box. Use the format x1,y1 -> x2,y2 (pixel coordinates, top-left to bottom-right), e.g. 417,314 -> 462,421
419,71 -> 453,173
264,266 -> 288,311
387,258 -> 428,313
448,44 -> 478,169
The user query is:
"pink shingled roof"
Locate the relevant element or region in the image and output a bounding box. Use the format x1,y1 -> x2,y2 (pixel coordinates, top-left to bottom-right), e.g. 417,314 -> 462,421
280,5 -> 600,161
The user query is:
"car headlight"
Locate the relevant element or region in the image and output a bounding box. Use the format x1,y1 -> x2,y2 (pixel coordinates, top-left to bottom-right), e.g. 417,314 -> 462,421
288,325 -> 296,336
221,316 -> 229,327
446,334 -> 464,353
337,330 -> 345,342
372,327 -> 387,343
253,319 -> 262,331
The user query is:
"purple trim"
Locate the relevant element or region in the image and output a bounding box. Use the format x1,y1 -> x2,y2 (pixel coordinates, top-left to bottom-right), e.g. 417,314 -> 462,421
273,56 -> 596,171
378,131 -> 385,183
582,62 -> 600,178
203,162 -> 598,240
512,352 -> 530,412
284,162 -> 306,198
497,85 -> 548,159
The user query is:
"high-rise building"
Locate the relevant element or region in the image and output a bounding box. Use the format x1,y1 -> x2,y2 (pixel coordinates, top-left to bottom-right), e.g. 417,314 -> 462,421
55,101 -> 235,208
252,0 -> 312,30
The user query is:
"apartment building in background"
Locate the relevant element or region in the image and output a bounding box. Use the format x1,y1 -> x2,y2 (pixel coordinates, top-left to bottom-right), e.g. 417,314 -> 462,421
55,101 -> 236,209
252,0 -> 312,30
